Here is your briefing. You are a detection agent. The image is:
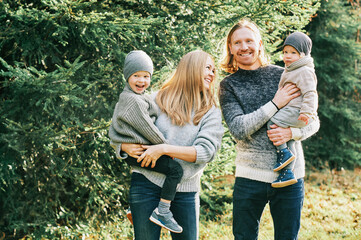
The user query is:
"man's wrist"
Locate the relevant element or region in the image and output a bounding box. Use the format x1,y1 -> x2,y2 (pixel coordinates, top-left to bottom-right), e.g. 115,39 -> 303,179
271,100 -> 280,110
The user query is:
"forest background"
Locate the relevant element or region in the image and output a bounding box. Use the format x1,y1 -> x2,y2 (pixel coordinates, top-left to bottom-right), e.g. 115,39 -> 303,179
0,0 -> 360,239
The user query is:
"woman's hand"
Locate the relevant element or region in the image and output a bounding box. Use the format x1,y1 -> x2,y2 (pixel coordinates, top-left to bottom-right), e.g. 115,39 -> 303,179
272,83 -> 300,109
137,144 -> 167,168
267,124 -> 292,146
121,143 -> 145,158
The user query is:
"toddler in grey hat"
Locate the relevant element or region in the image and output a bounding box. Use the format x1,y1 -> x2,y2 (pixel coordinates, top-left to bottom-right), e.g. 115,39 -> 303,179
109,50 -> 184,233
283,32 -> 312,57
267,32 -> 318,188
123,50 -> 154,82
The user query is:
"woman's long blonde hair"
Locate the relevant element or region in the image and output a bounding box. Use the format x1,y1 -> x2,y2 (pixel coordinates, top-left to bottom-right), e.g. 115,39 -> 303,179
156,50 -> 216,126
220,18 -> 270,73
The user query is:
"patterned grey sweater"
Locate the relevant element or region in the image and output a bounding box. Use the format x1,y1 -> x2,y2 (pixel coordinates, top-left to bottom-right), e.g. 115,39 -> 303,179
219,65 -> 320,183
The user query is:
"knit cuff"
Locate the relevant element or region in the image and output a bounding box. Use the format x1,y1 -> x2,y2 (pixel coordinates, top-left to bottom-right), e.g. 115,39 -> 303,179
291,127 -> 302,141
262,101 -> 279,119
271,100 -> 280,110
194,145 -> 210,164
110,141 -> 128,159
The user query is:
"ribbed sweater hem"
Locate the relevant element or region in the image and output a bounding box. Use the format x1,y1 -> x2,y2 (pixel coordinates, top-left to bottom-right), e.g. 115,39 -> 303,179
235,165 -> 305,183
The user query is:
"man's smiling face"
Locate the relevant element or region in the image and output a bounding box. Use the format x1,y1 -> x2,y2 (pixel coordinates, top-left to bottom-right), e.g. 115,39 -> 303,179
229,27 -> 262,70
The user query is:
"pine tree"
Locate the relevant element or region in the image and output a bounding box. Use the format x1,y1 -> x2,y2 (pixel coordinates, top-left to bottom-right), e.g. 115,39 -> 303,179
0,0 -> 319,237
304,0 -> 361,169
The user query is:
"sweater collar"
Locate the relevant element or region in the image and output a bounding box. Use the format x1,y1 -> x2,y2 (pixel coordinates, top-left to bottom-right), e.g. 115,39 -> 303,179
285,56 -> 314,72
234,65 -> 272,77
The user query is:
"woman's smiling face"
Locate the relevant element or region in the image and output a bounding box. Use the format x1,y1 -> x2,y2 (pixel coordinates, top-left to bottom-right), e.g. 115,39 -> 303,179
203,56 -> 215,90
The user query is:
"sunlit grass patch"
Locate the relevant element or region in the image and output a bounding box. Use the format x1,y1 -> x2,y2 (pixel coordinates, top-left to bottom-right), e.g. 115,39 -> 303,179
300,168 -> 361,240
199,169 -> 361,240
30,169 -> 360,239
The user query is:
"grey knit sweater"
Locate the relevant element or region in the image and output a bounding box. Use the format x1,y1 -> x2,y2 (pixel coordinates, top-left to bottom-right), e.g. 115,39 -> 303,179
219,65 -> 320,183
108,83 -> 166,159
132,92 -> 224,192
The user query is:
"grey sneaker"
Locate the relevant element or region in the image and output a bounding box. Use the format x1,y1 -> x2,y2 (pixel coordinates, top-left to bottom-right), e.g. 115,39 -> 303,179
149,208 -> 183,233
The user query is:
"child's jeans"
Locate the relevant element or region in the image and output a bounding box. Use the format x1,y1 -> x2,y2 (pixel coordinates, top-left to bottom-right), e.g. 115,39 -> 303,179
125,155 -> 183,201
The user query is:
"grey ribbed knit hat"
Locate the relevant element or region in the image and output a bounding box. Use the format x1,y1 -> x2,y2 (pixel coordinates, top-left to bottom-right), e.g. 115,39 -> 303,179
283,32 -> 312,56
123,50 -> 153,81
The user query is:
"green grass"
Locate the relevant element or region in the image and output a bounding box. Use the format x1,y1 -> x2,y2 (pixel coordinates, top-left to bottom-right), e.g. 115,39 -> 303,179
197,168 -> 361,240
14,169 -> 360,239
117,169 -> 361,240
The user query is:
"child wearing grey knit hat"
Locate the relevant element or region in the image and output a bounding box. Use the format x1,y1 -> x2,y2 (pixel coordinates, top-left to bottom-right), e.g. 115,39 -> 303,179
123,50 -> 154,81
267,32 -> 318,188
109,50 -> 183,233
283,31 -> 312,57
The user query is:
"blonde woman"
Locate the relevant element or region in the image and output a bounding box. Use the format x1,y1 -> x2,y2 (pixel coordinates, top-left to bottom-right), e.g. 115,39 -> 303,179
121,50 -> 224,240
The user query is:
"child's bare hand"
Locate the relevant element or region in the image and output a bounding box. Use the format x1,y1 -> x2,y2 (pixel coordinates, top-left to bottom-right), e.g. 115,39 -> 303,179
122,143 -> 145,158
298,114 -> 309,125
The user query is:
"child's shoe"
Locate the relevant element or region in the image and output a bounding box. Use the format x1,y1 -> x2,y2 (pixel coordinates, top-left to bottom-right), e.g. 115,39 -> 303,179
126,207 -> 133,225
272,169 -> 297,188
149,208 -> 183,233
273,148 -> 295,172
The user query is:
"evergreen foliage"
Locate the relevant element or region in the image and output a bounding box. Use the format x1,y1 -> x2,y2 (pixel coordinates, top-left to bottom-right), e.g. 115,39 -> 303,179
304,0 -> 361,169
1,0 -> 321,238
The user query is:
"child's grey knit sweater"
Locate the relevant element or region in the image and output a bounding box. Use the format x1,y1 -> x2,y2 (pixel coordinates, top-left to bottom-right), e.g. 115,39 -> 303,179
132,92 -> 224,192
108,84 -> 166,159
219,65 -> 320,183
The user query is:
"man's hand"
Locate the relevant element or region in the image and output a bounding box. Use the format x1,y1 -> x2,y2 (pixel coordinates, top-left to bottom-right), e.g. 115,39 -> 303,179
267,124 -> 292,146
272,83 -> 300,109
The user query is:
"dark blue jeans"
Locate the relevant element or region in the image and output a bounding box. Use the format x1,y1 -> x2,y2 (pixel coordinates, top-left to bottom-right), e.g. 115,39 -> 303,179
233,177 -> 304,240
129,172 -> 199,240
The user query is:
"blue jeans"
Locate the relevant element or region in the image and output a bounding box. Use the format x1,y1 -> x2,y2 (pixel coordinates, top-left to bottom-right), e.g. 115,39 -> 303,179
129,172 -> 199,240
233,177 -> 304,240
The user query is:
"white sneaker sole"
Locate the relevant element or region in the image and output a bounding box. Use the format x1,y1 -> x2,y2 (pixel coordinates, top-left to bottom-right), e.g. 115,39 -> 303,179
273,155 -> 296,172
149,215 -> 183,233
272,178 -> 298,188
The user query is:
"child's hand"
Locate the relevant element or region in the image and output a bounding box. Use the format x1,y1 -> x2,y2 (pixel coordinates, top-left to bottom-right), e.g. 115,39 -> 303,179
122,143 -> 145,158
298,114 -> 309,125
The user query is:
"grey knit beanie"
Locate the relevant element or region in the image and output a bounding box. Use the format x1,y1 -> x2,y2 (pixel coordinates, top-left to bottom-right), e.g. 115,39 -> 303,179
123,50 -> 153,81
283,32 -> 312,56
